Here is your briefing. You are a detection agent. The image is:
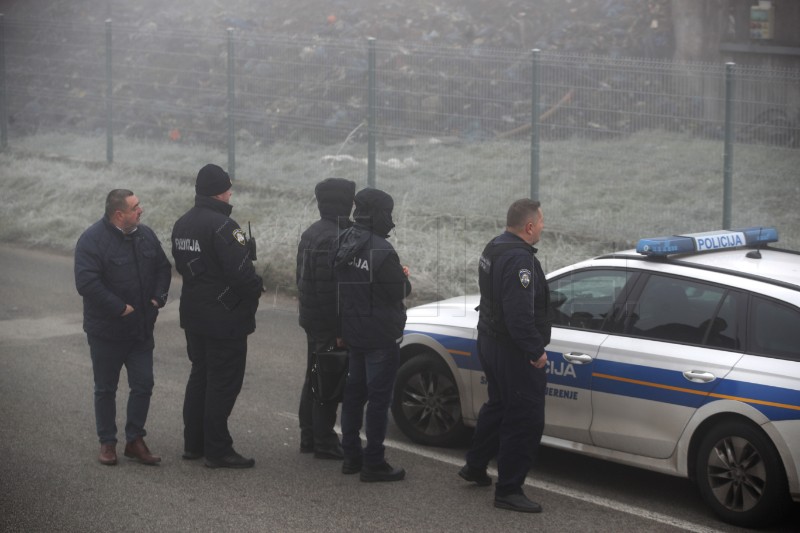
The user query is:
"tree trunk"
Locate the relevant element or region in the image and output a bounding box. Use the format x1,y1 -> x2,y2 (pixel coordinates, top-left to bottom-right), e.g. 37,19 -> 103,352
670,0 -> 731,123
672,0 -> 729,62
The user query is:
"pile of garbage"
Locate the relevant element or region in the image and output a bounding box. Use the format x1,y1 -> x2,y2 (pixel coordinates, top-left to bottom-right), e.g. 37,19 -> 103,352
105,0 -> 674,57
6,0 -> 674,58
5,0 -> 677,143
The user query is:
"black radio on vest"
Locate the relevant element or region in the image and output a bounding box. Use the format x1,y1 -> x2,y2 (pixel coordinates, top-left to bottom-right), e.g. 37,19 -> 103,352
247,222 -> 257,261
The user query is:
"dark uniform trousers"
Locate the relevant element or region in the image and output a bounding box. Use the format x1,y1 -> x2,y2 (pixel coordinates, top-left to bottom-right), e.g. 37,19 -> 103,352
466,334 -> 547,497
298,333 -> 340,450
182,331 -> 247,459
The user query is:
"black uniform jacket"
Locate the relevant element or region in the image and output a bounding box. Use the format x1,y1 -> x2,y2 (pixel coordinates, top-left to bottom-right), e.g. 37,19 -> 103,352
171,195 -> 262,339
477,231 -> 551,362
331,223 -> 411,349
296,216 -> 351,338
75,216 -> 171,342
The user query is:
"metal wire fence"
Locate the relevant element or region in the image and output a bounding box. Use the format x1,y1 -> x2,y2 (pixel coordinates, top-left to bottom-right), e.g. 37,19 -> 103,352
2,17 -> 799,254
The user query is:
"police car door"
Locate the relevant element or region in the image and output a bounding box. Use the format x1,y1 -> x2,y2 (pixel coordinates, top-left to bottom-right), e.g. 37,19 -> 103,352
545,268 -> 632,444
590,273 -> 742,458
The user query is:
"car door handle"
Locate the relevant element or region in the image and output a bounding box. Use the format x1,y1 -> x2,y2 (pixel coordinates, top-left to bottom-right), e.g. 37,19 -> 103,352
563,352 -> 593,364
682,370 -> 716,384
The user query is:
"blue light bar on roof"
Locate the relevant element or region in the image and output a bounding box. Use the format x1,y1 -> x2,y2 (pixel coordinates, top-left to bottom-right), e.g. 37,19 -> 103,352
636,227 -> 778,256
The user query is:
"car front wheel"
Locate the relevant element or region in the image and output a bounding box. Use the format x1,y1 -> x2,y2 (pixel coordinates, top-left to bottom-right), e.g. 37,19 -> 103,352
391,352 -> 467,447
695,420 -> 790,528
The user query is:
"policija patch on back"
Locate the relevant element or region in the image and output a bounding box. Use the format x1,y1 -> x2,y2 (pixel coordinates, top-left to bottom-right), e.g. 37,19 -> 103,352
518,268 -> 532,288
233,229 -> 247,246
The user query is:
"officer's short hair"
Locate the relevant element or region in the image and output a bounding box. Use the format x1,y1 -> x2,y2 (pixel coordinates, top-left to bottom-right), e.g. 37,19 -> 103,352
105,189 -> 134,218
506,199 -> 541,229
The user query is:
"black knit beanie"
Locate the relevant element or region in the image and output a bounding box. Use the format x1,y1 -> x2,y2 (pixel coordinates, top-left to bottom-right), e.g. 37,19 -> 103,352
196,164 -> 232,196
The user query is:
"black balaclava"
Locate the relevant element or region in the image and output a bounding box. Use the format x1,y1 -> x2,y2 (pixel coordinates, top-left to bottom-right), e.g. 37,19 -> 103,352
353,188 -> 395,238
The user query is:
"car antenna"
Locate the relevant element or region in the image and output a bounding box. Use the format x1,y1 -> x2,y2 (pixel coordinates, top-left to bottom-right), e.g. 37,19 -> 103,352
746,226 -> 766,259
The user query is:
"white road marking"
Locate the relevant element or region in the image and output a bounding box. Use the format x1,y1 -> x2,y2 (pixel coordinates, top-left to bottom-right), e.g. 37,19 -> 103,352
277,411 -> 725,533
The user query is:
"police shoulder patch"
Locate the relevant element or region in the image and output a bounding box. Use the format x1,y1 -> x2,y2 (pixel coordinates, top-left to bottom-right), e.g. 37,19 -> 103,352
233,228 -> 247,246
518,268 -> 532,288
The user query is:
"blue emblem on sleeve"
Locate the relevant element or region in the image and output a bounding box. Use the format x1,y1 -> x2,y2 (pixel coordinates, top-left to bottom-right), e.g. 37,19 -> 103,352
518,269 -> 532,288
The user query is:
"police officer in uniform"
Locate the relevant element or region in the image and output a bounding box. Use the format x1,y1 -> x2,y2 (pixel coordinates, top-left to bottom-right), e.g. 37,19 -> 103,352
296,177 -> 355,458
171,164 -> 264,469
459,198 -> 551,513
331,188 -> 411,482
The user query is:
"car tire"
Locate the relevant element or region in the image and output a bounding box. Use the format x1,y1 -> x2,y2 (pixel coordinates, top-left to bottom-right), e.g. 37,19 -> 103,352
695,420 -> 790,528
391,352 -> 467,447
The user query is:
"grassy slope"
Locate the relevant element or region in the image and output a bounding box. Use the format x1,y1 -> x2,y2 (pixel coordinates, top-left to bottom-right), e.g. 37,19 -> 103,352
1,131 -> 798,304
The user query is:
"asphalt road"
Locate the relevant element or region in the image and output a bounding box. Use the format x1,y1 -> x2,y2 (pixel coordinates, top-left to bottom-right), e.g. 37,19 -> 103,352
0,244 -> 798,533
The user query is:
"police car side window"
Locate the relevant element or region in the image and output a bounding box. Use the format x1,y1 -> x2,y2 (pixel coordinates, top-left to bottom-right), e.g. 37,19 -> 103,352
703,290 -> 743,350
548,269 -> 630,331
628,275 -> 729,345
749,297 -> 800,362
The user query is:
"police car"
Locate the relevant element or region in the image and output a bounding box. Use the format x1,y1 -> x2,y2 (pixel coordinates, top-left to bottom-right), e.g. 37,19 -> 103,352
391,227 -> 799,527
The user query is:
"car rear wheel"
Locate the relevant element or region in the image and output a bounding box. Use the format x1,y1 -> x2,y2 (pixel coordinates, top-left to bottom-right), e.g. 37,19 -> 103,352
391,352 -> 467,447
695,420 -> 790,528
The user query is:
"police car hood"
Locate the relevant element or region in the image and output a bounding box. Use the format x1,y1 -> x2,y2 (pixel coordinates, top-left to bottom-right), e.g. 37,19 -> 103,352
405,294 -> 480,328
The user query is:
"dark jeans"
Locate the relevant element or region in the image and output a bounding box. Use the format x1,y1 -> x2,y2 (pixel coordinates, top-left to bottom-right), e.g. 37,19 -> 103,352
182,331 -> 247,460
465,335 -> 547,497
88,334 -> 155,444
298,333 -> 341,450
340,344 -> 400,466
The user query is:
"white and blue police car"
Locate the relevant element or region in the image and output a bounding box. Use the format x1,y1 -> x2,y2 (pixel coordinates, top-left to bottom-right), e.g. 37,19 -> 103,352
391,227 -> 799,528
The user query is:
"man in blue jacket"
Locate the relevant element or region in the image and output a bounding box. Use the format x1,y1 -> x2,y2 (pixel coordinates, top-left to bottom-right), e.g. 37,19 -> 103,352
331,188 -> 411,482
75,189 -> 172,466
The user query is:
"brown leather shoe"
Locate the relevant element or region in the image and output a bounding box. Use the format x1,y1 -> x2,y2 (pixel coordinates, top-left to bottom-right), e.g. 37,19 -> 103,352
124,436 -> 161,465
99,443 -> 117,465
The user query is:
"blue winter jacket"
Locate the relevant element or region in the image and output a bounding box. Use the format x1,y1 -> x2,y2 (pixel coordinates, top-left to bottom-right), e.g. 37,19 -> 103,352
75,216 -> 172,341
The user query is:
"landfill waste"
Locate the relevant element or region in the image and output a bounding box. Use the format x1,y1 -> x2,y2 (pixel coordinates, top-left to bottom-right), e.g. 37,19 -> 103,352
4,0 -> 677,145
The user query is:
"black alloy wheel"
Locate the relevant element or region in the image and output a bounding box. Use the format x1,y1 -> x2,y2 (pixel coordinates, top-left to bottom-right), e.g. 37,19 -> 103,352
695,420 -> 790,528
391,352 -> 467,447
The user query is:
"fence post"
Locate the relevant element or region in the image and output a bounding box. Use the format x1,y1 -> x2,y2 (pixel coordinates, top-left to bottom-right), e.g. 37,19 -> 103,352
722,62 -> 735,230
530,49 -> 541,201
105,19 -> 113,164
227,27 -> 236,180
367,37 -> 376,189
0,14 -> 7,152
